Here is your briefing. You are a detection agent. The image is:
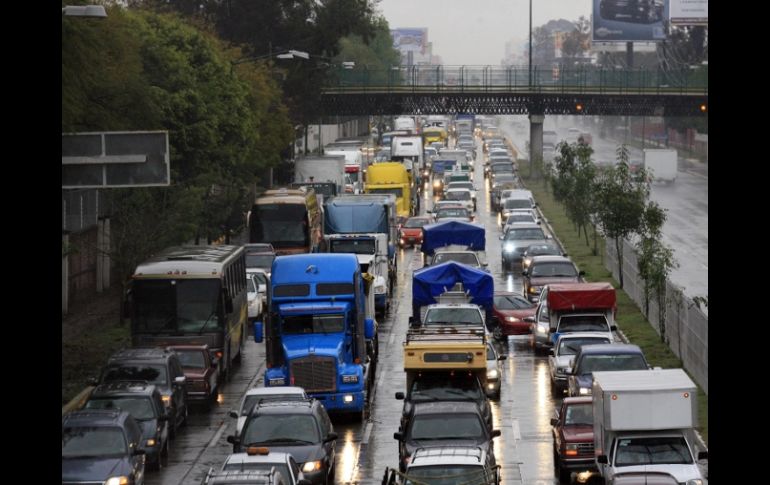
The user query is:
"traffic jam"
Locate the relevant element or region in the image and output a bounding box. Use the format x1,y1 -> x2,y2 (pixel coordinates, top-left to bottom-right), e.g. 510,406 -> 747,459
62,115 -> 707,485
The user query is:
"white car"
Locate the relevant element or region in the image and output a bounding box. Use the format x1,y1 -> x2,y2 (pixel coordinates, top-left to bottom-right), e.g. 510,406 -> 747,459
485,342 -> 506,399
229,387 -> 308,435
443,188 -> 476,212
548,333 -> 612,395
220,449 -> 310,485
247,268 -> 269,310
246,273 -> 262,323
502,211 -> 539,232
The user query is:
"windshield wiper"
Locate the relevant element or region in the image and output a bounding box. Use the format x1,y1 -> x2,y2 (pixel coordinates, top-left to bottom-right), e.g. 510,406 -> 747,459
198,311 -> 218,334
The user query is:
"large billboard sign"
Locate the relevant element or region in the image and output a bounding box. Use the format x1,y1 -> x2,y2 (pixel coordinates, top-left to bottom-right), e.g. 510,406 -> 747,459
593,0 -> 669,42
669,0 -> 707,25
391,28 -> 428,54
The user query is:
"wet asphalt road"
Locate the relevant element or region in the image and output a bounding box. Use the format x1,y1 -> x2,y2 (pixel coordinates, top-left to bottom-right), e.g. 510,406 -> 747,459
146,129 -> 580,485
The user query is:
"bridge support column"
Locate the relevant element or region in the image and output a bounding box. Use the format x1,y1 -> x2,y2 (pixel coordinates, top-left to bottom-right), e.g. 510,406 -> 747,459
528,113 -> 544,178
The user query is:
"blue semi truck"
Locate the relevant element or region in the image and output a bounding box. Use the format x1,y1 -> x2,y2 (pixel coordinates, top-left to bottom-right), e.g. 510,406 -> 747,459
254,253 -> 378,419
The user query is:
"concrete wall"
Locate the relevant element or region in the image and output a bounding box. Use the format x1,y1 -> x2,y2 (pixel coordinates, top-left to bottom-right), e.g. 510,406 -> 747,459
605,238 -> 708,394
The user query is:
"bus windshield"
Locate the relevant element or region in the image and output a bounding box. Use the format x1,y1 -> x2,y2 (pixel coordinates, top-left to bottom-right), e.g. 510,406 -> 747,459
132,279 -> 222,333
330,239 -> 376,255
251,204 -> 309,249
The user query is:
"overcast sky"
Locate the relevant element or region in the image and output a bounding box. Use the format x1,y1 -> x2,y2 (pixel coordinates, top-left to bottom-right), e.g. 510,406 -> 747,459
376,0 -> 592,65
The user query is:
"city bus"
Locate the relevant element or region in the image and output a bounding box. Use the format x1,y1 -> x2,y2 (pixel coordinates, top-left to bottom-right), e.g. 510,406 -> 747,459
125,245 -> 247,382
249,187 -> 323,255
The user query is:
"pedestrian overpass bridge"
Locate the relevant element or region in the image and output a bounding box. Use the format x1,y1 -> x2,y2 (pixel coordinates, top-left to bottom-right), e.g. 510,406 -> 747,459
319,65 -> 707,117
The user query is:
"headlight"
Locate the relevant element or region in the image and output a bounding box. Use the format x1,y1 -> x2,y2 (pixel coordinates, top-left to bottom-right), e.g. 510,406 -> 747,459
146,438 -> 157,447
505,316 -> 520,323
503,243 -> 515,253
269,377 -> 286,386
528,286 -> 540,294
342,374 -> 359,383
106,478 -> 129,485
161,395 -> 171,407
487,369 -> 499,379
686,480 -> 704,485
433,180 -> 442,187
302,460 -> 323,473
579,387 -> 591,395
537,325 -> 548,334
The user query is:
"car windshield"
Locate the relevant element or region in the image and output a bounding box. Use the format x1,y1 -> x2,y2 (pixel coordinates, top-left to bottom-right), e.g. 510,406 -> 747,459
62,426 -> 127,457
449,182 -> 474,191
615,436 -> 694,466
504,199 -> 531,210
506,214 -> 535,224
432,253 -> 480,266
410,376 -> 482,401
405,466 -> 488,485
564,403 -> 593,426
174,349 -> 207,369
404,218 -> 429,228
530,262 -> 578,278
103,364 -> 168,386
85,397 -> 156,420
409,414 -> 484,441
557,337 -> 611,356
558,314 -> 609,332
505,228 -> 546,241
282,314 -> 345,334
578,354 -> 648,374
525,244 -> 559,256
246,254 -> 275,269
494,294 -> 534,310
435,208 -> 470,219
493,174 -> 515,184
241,414 -> 319,445
241,394 -> 306,415
445,191 -> 470,201
424,308 -> 483,325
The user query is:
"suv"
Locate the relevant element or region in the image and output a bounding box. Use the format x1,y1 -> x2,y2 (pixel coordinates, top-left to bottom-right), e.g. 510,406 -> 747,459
84,381 -> 169,470
227,400 -> 337,485
385,446 -> 500,485
551,397 -> 596,482
522,256 -> 583,303
62,409 -> 146,485
568,344 -> 650,397
201,468 -> 289,485
219,448 -> 312,485
394,401 -> 501,473
96,347 -> 188,438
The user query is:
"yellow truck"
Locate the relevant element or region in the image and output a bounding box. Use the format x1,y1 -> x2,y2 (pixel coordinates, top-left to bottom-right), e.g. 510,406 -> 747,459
422,127 -> 447,147
365,162 -> 414,218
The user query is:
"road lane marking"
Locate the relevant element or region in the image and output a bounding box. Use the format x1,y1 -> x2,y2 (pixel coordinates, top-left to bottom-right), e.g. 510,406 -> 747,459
512,419 -> 521,440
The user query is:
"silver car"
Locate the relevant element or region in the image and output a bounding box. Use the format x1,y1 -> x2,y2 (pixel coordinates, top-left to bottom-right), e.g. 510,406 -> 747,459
548,333 -> 611,395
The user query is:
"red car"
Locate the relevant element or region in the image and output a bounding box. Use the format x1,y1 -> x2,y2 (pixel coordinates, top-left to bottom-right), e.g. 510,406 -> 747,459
168,344 -> 219,407
399,216 -> 432,248
491,291 -> 537,338
551,397 -> 596,482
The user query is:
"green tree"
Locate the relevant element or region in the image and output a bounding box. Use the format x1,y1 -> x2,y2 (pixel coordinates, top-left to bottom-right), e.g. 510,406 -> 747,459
594,145 -> 649,288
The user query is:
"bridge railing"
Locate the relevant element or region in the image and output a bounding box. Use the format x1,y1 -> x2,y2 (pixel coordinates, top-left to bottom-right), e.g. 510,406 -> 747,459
325,65 -> 707,95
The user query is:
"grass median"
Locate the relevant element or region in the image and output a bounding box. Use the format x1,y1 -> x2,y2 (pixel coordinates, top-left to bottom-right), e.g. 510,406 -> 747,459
520,169 -> 708,445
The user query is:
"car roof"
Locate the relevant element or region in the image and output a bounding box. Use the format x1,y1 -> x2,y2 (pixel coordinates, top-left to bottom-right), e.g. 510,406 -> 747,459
529,255 -> 573,264
63,409 -> 133,427
249,399 -> 316,415
168,344 -> 210,351
505,223 -> 542,230
556,332 -> 612,343
412,401 -> 481,415
577,343 -> 643,355
91,381 -> 159,397
563,396 -> 593,406
244,387 -> 307,397
107,347 -> 176,364
410,446 -> 485,466
223,450 -> 292,466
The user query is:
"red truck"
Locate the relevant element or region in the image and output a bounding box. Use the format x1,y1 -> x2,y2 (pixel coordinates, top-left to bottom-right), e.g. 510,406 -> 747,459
551,396 -> 596,482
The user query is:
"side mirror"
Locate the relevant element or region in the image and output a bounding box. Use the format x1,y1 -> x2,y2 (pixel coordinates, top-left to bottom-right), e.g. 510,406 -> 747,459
610,325 -> 618,331
698,451 -> 709,460
174,376 -> 186,385
395,392 -> 405,400
324,432 -> 338,443
579,270 -> 586,276
597,455 -> 608,465
550,418 -> 558,426
253,321 -> 264,343
393,432 -> 404,441
546,235 -> 552,240
498,355 -> 507,361
365,318 -> 375,339
548,349 -> 555,356
226,435 -> 239,445
524,316 -> 535,323
228,410 -> 239,419
491,429 -> 502,438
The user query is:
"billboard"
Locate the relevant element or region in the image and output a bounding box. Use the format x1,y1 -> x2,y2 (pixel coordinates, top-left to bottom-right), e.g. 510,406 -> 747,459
592,0 -> 669,42
391,28 -> 428,54
669,0 -> 708,25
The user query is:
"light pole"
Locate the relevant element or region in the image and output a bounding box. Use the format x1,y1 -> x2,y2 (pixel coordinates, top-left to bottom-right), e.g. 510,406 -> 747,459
62,5 -> 107,18
529,0 -> 532,86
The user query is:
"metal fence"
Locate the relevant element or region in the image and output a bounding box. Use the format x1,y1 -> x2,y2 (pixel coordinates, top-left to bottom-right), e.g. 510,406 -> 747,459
605,238 -> 708,394
62,189 -> 109,232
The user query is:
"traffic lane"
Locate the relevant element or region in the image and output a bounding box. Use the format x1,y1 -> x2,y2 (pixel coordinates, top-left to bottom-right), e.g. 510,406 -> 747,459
145,338 -> 266,484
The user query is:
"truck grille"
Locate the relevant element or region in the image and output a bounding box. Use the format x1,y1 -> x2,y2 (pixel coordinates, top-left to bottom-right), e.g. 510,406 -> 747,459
577,442 -> 594,455
290,356 -> 337,393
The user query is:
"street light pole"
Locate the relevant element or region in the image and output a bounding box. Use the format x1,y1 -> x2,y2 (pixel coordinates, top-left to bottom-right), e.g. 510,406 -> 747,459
529,0 -> 532,86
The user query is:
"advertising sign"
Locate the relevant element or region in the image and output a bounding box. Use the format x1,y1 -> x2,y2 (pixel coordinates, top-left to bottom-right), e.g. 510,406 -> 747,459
592,0 -> 669,42
669,0 -> 708,25
391,28 -> 428,54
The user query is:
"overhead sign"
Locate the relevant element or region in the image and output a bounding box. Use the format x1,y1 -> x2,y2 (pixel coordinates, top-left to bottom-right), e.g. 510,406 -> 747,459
669,0 -> 708,25
391,28 -> 428,54
62,131 -> 170,188
592,0 -> 669,42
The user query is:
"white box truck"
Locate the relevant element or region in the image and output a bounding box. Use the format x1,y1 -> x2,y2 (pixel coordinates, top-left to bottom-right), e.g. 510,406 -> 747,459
293,155 -> 346,203
643,149 -> 678,183
593,369 -> 707,484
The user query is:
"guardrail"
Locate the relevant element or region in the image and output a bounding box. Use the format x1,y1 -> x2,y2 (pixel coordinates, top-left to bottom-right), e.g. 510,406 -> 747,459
324,65 -> 708,95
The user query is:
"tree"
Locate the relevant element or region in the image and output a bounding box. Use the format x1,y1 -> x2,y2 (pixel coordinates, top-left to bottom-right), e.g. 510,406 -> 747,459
550,142 -> 598,247
560,16 -> 591,64
594,146 -> 649,288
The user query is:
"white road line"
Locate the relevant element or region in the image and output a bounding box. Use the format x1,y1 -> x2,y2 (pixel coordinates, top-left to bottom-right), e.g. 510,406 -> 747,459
207,420 -> 228,448
362,422 -> 373,445
512,419 -> 521,440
